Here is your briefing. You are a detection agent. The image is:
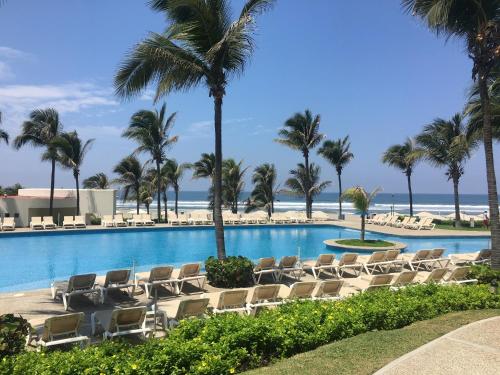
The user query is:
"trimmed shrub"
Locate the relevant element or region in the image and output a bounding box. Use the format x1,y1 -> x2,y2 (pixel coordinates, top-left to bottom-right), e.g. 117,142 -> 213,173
469,264 -> 500,288
205,256 -> 254,288
0,315 -> 31,358
89,214 -> 101,225
1,284 -> 498,375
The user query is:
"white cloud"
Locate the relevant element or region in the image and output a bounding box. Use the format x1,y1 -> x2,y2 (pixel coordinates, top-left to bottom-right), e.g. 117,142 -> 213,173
0,61 -> 14,80
0,46 -> 32,60
0,46 -> 34,81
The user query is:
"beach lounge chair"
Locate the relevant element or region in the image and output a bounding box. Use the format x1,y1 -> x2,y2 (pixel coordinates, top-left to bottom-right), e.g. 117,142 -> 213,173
270,213 -> 283,224
128,213 -> 144,226
281,281 -> 317,300
135,266 -> 175,298
403,217 -> 418,229
394,216 -> 411,228
252,211 -> 269,224
1,217 -> 15,231
277,255 -> 302,281
63,216 -> 75,229
154,298 -> 210,329
211,289 -> 249,314
418,217 -> 435,230
113,214 -> 127,227
384,249 -> 405,272
418,268 -> 448,284
240,214 -> 257,224
375,215 -> 391,226
253,257 -> 278,283
189,212 -> 206,225
51,273 -> 100,311
91,306 -> 150,340
170,213 -> 189,225
336,253 -> 363,277
361,251 -> 390,275
173,263 -> 206,294
311,211 -> 330,221
382,216 -> 398,227
28,312 -> 89,351
42,216 -> 57,230
99,269 -> 135,302
366,214 -> 381,224
302,254 -> 336,279
450,249 -> 492,266
246,284 -> 282,313
101,215 -> 114,227
405,249 -> 432,271
141,213 -> 155,226
390,270 -> 418,289
364,274 -> 394,291
313,280 -> 344,300
74,216 -> 86,228
30,216 -> 44,230
444,267 -> 477,284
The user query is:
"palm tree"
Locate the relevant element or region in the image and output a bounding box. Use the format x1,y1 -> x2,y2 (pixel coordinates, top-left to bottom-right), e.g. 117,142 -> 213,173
113,156 -> 145,214
222,159 -> 248,214
318,136 -> 354,220
83,173 -> 110,189
14,108 -> 62,215
283,163 -> 331,215
0,112 -> 9,145
246,163 -> 279,218
342,187 -> 381,241
192,153 -> 216,210
164,159 -> 190,216
139,181 -> 154,215
276,110 -> 325,218
114,0 -> 275,259
416,114 -> 478,225
122,104 -> 178,222
403,0 -> 500,267
148,166 -> 170,222
382,138 -> 422,217
52,131 -> 94,215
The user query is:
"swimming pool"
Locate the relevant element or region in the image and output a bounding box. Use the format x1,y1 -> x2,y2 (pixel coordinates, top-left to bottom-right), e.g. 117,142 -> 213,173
0,225 -> 490,292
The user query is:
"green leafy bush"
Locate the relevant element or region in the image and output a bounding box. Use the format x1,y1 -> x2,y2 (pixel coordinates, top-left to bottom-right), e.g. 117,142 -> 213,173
469,264 -> 500,287
205,256 -> 254,288
89,214 -> 101,225
0,315 -> 31,358
1,284 -> 498,375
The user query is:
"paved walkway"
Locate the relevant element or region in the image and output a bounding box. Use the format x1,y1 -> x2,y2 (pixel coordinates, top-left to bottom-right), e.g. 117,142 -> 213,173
375,316 -> 500,375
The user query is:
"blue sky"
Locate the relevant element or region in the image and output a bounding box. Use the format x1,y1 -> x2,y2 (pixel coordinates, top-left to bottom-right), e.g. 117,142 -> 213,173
0,0 -> 497,194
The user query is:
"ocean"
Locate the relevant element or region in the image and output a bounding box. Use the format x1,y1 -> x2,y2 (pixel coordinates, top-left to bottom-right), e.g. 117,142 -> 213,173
116,191 -> 492,216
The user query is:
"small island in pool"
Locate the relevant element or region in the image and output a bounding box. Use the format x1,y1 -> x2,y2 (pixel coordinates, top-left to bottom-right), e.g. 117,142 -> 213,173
323,238 -> 407,252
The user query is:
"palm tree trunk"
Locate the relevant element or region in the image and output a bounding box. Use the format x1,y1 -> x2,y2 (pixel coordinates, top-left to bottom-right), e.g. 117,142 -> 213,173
175,187 -> 179,216
49,158 -> 56,215
156,160 -> 161,223
479,75 -> 500,269
163,190 -> 168,223
136,185 -> 140,215
337,172 -> 342,220
304,151 -> 311,219
146,203 -> 150,214
407,172 -> 413,217
452,176 -> 461,227
213,94 -> 226,259
75,171 -> 80,216
360,215 -> 365,241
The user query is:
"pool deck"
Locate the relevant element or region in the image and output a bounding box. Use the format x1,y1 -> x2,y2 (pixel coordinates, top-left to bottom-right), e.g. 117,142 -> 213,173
0,217 -> 490,237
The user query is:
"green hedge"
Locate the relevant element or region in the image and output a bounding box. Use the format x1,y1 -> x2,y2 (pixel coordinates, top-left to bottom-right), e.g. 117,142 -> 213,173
1,284 -> 498,375
469,264 -> 500,288
205,256 -> 255,288
0,315 -> 31,358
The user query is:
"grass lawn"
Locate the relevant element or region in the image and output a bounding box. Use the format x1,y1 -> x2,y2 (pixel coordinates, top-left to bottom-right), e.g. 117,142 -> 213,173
336,239 -> 395,247
436,224 -> 490,232
245,309 -> 500,375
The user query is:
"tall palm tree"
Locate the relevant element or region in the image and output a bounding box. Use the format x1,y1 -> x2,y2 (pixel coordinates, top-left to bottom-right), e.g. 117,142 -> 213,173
416,114 -> 478,225
113,155 -> 145,214
83,173 -> 110,189
276,110 -> 325,218
192,153 -> 216,210
222,159 -> 248,214
148,166 -> 170,222
139,180 -> 154,215
0,112 -> 9,145
52,131 -> 94,215
246,163 -> 279,218
403,0 -> 500,267
342,187 -> 381,241
123,104 -> 178,222
164,159 -> 190,216
318,136 -> 354,220
283,163 -> 331,215
14,108 -> 62,215
114,0 -> 275,259
382,138 -> 422,217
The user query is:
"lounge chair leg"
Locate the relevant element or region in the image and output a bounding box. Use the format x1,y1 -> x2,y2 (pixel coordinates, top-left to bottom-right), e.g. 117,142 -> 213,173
63,294 -> 69,311
50,284 -> 56,299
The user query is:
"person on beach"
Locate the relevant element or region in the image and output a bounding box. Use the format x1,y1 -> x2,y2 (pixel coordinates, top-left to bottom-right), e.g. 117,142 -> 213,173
482,211 -> 489,229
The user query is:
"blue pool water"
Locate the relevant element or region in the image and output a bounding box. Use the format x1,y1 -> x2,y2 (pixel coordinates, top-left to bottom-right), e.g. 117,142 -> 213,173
0,225 -> 490,292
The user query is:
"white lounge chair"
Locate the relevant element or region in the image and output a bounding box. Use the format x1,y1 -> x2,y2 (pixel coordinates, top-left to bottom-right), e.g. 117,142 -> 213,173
153,297 -> 210,329
417,268 -> 448,284
91,306 -> 150,340
418,217 -> 435,230
142,213 -> 155,226
128,213 -> 144,226
394,216 -> 411,228
30,216 -> 44,230
450,249 -> 492,266
101,215 -> 114,227
364,274 -> 394,291
361,251 -> 390,275
246,284 -> 282,314
313,280 -> 344,300
253,257 -> 278,284
99,269 -> 135,302
28,313 -> 89,351
390,270 -> 418,289
42,216 -> 57,230
172,263 -> 206,294
277,255 -> 302,281
1,217 -> 15,231
51,273 -> 101,311
444,266 -> 478,284
170,213 -> 189,225
212,289 -> 249,314
403,217 -> 418,229
113,214 -> 127,227
311,211 -> 330,222
302,254 -> 336,279
281,281 -> 317,300
269,213 -> 284,224
135,266 -> 176,298
336,253 -> 363,277
63,216 -> 75,229
74,216 -> 86,228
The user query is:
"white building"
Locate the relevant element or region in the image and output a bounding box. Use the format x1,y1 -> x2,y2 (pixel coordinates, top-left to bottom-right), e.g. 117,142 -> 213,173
0,188 -> 116,227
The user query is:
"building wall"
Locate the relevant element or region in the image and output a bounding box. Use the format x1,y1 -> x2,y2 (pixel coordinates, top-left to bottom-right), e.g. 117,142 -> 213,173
0,189 -> 116,227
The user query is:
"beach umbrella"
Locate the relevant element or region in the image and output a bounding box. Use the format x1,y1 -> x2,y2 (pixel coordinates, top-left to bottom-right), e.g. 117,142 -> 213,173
416,211 -> 434,217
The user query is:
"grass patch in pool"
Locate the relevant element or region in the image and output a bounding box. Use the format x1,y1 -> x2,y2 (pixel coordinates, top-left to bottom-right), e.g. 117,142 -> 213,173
336,239 -> 395,247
